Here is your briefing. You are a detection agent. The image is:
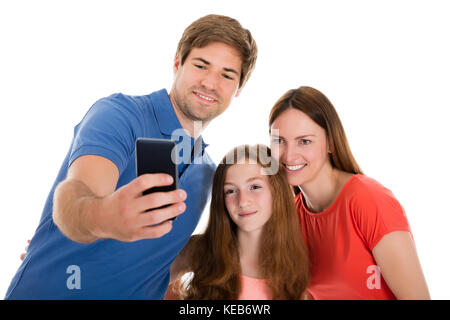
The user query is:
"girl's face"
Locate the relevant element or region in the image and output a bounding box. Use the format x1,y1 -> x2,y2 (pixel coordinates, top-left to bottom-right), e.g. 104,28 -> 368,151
270,108 -> 331,187
223,163 -> 273,234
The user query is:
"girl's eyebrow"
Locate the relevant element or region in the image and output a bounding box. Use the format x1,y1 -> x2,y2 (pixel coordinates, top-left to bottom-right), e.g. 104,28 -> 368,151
224,176 -> 264,186
246,176 -> 264,183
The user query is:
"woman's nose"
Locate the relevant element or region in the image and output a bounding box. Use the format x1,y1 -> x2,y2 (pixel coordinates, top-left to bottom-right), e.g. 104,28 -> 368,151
284,144 -> 302,164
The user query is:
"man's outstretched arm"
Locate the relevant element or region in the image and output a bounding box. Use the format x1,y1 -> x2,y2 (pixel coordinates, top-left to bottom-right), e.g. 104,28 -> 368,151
53,155 -> 187,244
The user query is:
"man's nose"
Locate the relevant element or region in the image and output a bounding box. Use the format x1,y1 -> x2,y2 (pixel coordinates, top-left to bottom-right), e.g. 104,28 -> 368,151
200,70 -> 220,91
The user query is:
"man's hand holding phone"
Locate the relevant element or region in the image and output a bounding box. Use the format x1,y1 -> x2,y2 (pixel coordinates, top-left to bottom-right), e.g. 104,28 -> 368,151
53,138 -> 184,244
91,173 -> 187,242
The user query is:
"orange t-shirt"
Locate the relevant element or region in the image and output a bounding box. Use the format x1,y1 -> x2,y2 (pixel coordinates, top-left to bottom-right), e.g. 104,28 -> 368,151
295,174 -> 411,300
238,275 -> 272,300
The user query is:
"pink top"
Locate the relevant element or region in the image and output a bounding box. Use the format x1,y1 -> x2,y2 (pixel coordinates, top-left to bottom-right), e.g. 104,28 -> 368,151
238,275 -> 272,300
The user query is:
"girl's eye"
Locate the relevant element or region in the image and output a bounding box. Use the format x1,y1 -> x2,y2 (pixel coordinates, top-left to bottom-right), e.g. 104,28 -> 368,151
271,138 -> 283,144
224,189 -> 235,195
250,185 -> 262,191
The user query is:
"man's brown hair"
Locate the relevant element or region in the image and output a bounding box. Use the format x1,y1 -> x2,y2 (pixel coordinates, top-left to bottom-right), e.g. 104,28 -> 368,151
176,14 -> 257,89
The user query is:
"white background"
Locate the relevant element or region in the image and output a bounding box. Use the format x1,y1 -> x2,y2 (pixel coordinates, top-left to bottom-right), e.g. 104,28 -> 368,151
1,0 -> 449,299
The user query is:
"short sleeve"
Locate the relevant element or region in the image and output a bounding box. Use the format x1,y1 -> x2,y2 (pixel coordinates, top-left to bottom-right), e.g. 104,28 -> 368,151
351,182 -> 411,251
69,94 -> 144,175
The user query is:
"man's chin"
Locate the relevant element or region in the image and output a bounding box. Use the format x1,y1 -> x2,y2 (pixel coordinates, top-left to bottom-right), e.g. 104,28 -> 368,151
188,110 -> 217,123
180,101 -> 222,123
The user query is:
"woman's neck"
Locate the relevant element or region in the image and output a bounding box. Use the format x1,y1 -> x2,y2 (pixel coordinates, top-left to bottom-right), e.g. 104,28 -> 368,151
237,230 -> 264,279
300,166 -> 354,213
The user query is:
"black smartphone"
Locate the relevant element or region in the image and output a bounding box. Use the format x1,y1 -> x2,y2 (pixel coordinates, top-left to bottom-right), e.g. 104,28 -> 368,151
135,138 -> 179,219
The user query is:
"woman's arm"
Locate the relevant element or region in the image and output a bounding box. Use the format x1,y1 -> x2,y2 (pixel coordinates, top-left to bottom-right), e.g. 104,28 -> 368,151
372,231 -> 430,299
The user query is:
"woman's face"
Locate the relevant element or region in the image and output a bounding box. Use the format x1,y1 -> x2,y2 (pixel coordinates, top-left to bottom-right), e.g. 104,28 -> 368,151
270,108 -> 331,187
223,163 -> 273,234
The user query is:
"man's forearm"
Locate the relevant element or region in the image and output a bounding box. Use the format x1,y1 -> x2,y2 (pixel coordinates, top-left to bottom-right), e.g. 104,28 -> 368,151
53,179 -> 102,244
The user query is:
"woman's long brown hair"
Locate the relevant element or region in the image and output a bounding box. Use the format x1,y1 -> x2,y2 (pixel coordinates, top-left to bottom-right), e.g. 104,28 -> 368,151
176,144 -> 310,299
269,86 -> 363,176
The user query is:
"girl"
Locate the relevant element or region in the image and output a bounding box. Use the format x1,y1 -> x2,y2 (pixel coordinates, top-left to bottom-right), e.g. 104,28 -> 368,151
166,144 -> 310,299
269,86 -> 430,299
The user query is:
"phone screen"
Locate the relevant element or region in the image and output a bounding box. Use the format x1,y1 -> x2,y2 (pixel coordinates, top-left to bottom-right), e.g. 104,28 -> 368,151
135,138 -> 179,219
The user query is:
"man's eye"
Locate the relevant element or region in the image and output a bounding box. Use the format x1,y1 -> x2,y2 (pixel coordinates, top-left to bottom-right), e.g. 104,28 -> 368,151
223,74 -> 234,80
195,64 -> 205,69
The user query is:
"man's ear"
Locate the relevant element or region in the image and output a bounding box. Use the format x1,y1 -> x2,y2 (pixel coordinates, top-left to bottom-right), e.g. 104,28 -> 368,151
173,55 -> 181,74
235,87 -> 242,98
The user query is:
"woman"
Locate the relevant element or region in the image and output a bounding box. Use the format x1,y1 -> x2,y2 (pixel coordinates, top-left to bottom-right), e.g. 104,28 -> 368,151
269,86 -> 430,299
167,144 -> 310,299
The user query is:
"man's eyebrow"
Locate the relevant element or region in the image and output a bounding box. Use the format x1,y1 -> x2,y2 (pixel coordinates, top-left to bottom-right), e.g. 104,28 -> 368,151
191,57 -> 240,76
192,57 -> 210,65
223,67 -> 240,76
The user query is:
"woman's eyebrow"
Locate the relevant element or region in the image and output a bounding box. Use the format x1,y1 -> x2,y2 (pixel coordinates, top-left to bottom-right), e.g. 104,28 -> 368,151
271,134 -> 316,139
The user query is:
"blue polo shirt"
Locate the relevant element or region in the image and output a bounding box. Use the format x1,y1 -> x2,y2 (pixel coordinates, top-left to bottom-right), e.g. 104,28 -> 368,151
5,89 -> 216,299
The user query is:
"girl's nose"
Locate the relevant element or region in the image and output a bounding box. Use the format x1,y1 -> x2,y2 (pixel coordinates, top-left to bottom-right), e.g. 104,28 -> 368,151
238,191 -> 252,208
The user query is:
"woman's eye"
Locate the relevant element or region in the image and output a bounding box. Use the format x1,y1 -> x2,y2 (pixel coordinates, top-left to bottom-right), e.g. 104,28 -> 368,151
250,185 -> 262,190
224,189 -> 235,195
301,139 -> 311,145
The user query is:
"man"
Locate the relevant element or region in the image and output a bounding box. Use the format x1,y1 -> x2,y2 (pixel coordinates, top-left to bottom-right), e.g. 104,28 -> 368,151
6,14 -> 257,299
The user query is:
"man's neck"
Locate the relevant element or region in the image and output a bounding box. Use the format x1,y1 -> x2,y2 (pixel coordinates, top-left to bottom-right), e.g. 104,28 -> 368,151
168,91 -> 207,138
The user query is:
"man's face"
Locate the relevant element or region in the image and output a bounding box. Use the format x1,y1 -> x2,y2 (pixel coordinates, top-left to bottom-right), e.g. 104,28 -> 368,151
170,42 -> 242,129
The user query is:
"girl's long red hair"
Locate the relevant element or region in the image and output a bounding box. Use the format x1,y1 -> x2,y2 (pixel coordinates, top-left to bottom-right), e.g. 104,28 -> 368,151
176,144 -> 310,299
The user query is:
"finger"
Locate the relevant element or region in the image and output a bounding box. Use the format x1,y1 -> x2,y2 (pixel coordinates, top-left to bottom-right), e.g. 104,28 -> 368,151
134,189 -> 186,213
137,202 -> 186,227
135,220 -> 174,240
20,253 -> 26,261
128,174 -> 174,197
